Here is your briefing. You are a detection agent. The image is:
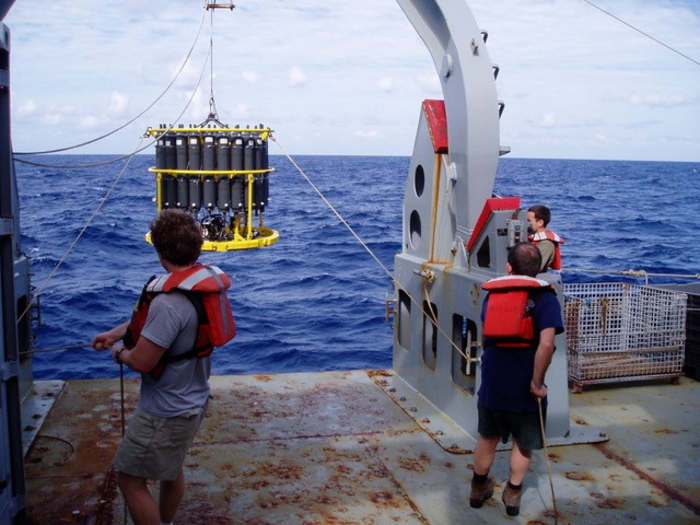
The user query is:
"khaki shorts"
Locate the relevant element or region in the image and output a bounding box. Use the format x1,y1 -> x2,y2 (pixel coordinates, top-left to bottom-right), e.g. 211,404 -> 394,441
114,403 -> 207,481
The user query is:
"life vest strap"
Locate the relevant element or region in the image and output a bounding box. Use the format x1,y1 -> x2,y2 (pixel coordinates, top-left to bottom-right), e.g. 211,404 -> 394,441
124,266 -> 235,380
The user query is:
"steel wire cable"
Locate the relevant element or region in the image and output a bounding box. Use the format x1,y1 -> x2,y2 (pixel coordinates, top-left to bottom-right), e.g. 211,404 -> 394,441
272,137 -> 481,375
581,0 -> 700,67
17,37 -> 213,325
13,8 -> 209,157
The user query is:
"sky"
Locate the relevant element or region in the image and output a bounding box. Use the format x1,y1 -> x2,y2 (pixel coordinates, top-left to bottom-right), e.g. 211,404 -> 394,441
4,0 -> 700,161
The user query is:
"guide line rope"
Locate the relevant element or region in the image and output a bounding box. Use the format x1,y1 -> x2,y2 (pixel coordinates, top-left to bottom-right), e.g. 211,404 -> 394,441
16,35 -> 214,328
272,137 -> 481,370
275,141 -> 560,521
16,140 -> 143,326
562,267 -> 700,286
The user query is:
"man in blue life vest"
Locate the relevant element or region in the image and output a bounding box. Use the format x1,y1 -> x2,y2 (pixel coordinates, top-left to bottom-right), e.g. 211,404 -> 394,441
527,204 -> 565,272
92,209 -> 234,525
469,242 -> 564,516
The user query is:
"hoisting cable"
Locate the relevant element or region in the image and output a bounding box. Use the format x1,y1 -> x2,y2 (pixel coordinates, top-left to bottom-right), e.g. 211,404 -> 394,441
580,0 -> 700,68
272,137 -> 480,369
16,4 -> 222,355
15,34 -> 212,173
13,8 -> 209,157
199,0 -> 234,127
207,6 -> 219,122
14,143 -> 154,169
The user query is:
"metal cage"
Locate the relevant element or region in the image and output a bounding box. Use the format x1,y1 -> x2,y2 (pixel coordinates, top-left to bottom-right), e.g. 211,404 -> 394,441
564,282 -> 687,391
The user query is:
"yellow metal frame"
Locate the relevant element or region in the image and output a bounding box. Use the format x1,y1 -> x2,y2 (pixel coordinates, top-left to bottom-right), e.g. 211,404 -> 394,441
150,165 -> 279,252
145,126 -> 272,141
146,227 -> 279,251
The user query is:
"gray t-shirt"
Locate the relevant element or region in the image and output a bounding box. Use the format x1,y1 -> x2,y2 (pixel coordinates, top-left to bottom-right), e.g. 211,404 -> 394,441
139,292 -> 211,417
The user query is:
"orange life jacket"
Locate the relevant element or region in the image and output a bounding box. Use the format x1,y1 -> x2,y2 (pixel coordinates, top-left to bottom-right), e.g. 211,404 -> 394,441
482,276 -> 552,348
124,264 -> 236,379
529,230 -> 565,270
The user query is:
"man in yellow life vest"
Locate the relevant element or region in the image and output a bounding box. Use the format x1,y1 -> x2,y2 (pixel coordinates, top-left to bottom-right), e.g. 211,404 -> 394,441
527,204 -> 565,272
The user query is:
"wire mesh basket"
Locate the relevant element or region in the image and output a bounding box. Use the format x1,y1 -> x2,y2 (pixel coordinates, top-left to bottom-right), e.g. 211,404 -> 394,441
563,282 -> 687,390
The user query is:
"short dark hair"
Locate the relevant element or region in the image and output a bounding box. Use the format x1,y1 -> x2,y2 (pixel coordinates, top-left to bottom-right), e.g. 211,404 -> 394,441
150,210 -> 203,266
528,204 -> 551,227
508,242 -> 542,277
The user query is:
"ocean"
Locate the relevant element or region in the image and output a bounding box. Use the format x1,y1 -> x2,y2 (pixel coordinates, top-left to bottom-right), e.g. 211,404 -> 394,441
15,154 -> 700,380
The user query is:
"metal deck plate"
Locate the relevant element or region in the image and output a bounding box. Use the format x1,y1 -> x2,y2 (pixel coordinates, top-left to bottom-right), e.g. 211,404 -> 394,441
23,370 -> 700,524
371,372 -> 608,454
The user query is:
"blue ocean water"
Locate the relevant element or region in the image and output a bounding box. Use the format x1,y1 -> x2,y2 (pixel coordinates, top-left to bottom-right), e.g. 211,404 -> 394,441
15,154 -> 700,380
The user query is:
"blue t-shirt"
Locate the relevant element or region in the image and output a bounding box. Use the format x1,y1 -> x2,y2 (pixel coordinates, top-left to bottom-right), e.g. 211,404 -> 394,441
478,288 -> 564,413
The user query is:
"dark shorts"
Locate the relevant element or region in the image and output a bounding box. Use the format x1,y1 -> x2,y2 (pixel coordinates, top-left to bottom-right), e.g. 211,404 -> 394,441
114,403 -> 207,481
477,400 -> 546,451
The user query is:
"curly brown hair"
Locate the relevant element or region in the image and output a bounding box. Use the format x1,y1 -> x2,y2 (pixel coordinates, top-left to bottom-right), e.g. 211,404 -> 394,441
149,210 -> 203,266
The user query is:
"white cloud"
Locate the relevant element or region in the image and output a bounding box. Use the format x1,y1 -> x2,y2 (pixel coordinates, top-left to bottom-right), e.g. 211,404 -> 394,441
630,94 -> 685,107
242,71 -> 259,84
106,92 -> 128,118
538,113 -> 556,129
79,115 -> 101,129
414,72 -> 441,94
42,108 -> 66,126
233,104 -> 250,119
378,76 -> 394,93
4,0 -> 700,160
16,100 -> 37,116
355,130 -> 379,138
288,66 -> 307,88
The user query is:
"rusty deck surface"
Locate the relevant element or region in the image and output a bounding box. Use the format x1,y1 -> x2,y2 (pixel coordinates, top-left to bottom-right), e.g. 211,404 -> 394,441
23,370 -> 700,524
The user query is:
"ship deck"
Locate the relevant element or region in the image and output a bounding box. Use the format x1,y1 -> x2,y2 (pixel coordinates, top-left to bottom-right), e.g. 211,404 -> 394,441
22,369 -> 700,524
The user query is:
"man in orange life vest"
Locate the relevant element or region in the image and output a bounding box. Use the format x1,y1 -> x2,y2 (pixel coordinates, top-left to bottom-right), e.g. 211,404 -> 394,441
527,204 -> 565,272
92,210 -> 234,525
469,242 -> 564,516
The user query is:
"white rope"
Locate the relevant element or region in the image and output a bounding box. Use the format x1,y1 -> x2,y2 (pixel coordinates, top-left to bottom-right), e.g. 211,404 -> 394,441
538,397 -> 559,524
18,35 -> 212,324
563,267 -> 700,287
271,137 -> 481,372
15,8 -> 209,156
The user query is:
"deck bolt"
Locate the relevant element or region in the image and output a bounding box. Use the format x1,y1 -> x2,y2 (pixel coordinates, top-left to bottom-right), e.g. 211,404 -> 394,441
388,387 -> 396,392
399,396 -> 407,402
409,406 -> 418,412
